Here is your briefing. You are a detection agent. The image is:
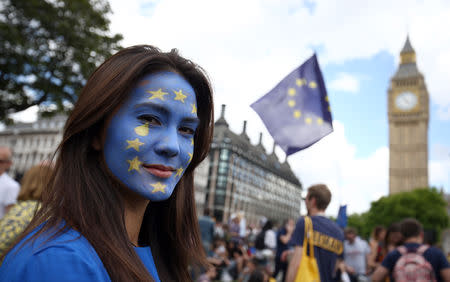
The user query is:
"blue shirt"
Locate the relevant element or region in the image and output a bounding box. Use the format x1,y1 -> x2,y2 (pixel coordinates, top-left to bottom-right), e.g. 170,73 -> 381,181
290,216 -> 344,282
381,243 -> 450,282
0,225 -> 161,282
276,227 -> 289,258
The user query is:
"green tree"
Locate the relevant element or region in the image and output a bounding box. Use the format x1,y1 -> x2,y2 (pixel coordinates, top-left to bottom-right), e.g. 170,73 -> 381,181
347,212 -> 371,239
366,188 -> 449,235
0,0 -> 122,123
346,188 -> 449,240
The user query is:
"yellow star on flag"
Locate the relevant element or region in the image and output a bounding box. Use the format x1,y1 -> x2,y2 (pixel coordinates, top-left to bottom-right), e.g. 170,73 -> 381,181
325,96 -> 329,102
187,152 -> 193,163
147,88 -> 168,100
288,100 -> 296,107
151,182 -> 166,193
127,156 -> 142,172
175,167 -> 183,177
288,88 -> 296,96
305,117 -> 312,124
317,118 -> 323,125
308,81 -> 317,88
126,138 -> 144,151
328,106 -> 331,112
173,89 -> 187,103
191,103 -> 197,114
293,110 -> 301,119
296,78 -> 305,86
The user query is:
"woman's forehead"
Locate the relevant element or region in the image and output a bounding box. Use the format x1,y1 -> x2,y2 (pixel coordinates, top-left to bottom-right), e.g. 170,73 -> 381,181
125,71 -> 197,110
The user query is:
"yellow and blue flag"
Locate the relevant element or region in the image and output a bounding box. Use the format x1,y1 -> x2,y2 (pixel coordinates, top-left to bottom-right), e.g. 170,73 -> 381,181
251,54 -> 332,156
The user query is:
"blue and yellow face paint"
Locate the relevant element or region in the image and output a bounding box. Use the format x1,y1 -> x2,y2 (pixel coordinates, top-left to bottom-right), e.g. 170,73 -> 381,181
104,71 -> 199,201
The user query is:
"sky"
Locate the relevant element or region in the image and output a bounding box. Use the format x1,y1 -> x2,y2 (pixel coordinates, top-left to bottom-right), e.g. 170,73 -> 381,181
11,0 -> 450,215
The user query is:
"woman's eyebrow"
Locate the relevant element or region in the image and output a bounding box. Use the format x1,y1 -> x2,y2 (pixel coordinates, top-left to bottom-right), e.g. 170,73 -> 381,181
133,102 -> 169,115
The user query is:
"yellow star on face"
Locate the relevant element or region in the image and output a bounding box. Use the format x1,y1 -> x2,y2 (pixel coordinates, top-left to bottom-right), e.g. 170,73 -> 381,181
173,89 -> 187,103
296,78 -> 305,86
187,152 -> 193,163
134,122 -> 149,136
126,138 -> 144,151
317,118 -> 323,125
147,88 -> 168,100
288,88 -> 296,96
288,100 -> 296,107
175,167 -> 183,177
190,138 -> 194,146
305,117 -> 312,124
293,110 -> 301,119
150,182 -> 166,193
127,156 -> 142,172
309,81 -> 317,88
191,103 -> 197,114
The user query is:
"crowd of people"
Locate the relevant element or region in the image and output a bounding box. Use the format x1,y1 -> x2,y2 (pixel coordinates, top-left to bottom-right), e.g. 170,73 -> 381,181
196,184 -> 450,282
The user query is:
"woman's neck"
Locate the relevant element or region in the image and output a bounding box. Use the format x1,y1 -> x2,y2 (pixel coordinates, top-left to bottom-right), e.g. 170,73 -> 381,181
122,190 -> 150,247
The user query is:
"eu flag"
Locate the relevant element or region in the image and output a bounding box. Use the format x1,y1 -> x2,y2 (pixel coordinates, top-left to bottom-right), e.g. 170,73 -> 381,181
336,205 -> 347,229
251,54 -> 332,156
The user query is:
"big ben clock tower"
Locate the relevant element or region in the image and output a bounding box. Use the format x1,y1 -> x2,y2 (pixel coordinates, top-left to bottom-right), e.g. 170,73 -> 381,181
388,36 -> 429,194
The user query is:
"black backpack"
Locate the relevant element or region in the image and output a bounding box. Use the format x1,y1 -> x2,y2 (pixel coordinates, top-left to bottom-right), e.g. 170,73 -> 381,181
254,231 -> 266,250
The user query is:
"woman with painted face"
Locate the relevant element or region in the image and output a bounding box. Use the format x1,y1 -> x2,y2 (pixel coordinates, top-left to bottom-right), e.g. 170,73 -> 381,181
0,45 -> 214,281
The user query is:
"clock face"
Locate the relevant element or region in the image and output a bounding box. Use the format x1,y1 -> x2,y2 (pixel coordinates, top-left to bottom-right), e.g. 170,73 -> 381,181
395,91 -> 418,111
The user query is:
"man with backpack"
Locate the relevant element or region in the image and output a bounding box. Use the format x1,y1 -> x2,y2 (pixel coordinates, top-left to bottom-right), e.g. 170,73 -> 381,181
372,218 -> 450,282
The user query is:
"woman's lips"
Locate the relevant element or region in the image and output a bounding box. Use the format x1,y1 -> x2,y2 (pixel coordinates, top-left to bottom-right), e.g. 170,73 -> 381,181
143,164 -> 175,178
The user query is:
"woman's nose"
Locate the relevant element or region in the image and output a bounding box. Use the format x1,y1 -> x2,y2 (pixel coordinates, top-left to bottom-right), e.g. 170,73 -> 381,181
154,127 -> 180,157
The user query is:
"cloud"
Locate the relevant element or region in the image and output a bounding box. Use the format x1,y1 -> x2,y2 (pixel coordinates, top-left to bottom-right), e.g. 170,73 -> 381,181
288,120 -> 389,215
329,72 -> 360,93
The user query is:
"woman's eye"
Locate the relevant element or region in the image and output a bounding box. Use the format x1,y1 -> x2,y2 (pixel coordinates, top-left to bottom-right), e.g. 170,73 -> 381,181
179,127 -> 195,135
138,115 -> 161,125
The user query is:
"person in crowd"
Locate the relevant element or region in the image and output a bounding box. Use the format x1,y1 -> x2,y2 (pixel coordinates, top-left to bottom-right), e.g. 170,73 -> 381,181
384,223 -> 403,256
0,163 -> 52,255
197,264 -> 217,282
214,221 -> 225,239
286,184 -> 344,282
343,227 -> 371,281
199,207 -> 215,255
368,225 -> 386,273
230,214 -> 242,244
273,218 -> 295,281
0,45 -> 214,281
372,218 -> 450,281
0,146 -> 20,220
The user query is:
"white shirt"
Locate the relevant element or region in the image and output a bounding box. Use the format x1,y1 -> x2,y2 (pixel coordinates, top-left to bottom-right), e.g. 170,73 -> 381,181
344,236 -> 370,275
0,173 -> 20,219
265,229 -> 277,249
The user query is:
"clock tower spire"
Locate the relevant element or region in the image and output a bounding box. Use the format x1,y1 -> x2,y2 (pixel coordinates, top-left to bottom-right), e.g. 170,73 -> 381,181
388,36 -> 429,194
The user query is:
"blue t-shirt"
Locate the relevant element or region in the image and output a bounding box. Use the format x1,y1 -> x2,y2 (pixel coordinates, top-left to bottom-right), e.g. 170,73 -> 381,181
276,227 -> 289,258
0,225 -> 161,282
381,243 -> 450,282
289,216 -> 344,282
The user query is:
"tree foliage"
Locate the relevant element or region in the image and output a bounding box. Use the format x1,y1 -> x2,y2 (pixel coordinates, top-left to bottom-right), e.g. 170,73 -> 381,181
0,0 -> 122,122
347,188 -> 449,240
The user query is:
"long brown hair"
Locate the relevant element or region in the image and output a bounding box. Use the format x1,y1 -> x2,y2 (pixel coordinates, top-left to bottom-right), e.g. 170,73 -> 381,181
4,45 -> 214,281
